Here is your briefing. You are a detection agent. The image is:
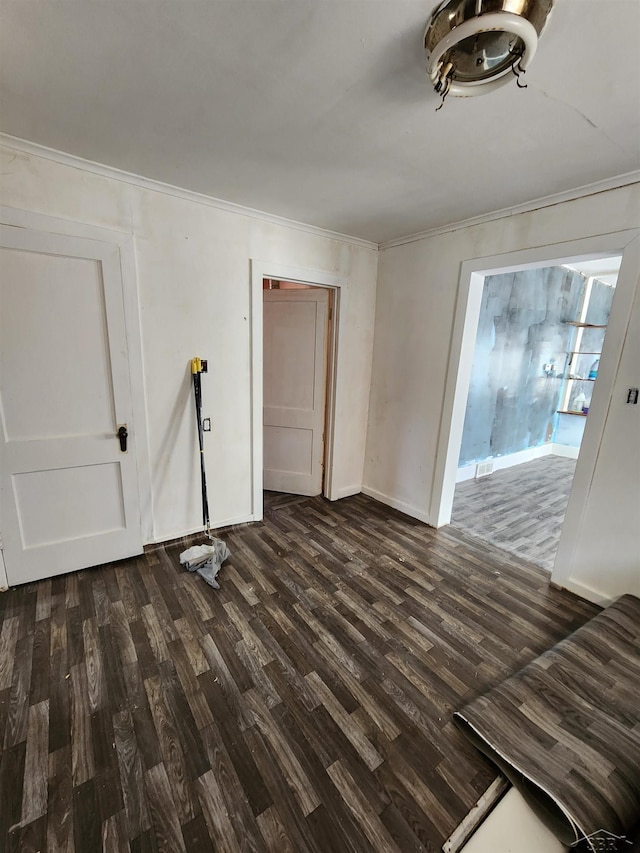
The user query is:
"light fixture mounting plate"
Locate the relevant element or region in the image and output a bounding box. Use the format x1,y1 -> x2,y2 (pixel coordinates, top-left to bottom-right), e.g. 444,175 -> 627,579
424,0 -> 554,99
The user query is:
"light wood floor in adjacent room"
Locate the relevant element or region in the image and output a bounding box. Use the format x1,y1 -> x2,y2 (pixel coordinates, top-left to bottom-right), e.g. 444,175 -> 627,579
0,493 -> 596,852
451,455 -> 578,571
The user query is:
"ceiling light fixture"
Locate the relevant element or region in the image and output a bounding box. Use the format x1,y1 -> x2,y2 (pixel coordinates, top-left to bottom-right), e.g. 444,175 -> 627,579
424,0 -> 554,108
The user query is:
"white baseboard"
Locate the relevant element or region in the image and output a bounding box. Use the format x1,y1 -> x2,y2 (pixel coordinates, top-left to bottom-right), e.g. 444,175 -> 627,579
552,577 -> 615,607
212,512 -> 256,530
361,486 -> 431,524
330,485 -> 362,500
456,465 -> 480,483
457,443 -> 579,483
147,513 -> 255,545
548,443 -> 580,459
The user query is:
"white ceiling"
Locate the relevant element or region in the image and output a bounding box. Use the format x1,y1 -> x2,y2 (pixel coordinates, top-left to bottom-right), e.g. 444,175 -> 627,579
564,256 -> 622,286
1,1 -> 639,243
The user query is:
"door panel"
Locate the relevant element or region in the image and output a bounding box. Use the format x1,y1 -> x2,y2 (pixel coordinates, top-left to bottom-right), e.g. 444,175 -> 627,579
263,288 -> 329,496
1,250 -> 115,439
14,462 -> 125,547
0,226 -> 143,585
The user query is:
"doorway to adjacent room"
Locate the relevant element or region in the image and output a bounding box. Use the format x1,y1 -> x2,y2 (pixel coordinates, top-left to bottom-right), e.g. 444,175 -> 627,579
428,230 -> 638,588
262,279 -> 333,500
450,257 -> 620,570
250,260 -> 344,522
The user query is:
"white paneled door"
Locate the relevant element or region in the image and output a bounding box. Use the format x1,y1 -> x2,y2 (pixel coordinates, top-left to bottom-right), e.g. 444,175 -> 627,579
263,287 -> 329,496
0,226 -> 143,585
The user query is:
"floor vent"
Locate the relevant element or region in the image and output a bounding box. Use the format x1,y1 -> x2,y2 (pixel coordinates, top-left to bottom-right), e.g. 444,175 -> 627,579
475,461 -> 494,478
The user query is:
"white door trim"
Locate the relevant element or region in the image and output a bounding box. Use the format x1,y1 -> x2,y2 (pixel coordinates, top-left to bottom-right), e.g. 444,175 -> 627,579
0,205 -> 131,243
0,205 -> 154,543
263,287 -> 330,496
250,261 -> 345,521
429,229 -> 640,586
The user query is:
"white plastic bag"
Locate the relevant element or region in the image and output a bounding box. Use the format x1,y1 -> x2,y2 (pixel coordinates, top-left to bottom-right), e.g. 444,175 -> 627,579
179,539 -> 230,589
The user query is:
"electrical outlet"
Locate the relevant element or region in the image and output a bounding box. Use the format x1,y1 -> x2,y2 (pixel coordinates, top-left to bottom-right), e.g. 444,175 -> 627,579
202,418 -> 211,431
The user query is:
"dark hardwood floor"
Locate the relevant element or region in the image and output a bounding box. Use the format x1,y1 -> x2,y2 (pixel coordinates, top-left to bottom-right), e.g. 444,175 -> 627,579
263,491 -> 312,513
0,493 -> 598,852
451,455 -> 578,571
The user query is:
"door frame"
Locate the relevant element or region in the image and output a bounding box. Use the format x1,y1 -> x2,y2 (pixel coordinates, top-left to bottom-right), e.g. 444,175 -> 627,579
0,542 -> 6,592
429,228 -> 640,587
250,260 -> 344,521
0,205 -> 153,587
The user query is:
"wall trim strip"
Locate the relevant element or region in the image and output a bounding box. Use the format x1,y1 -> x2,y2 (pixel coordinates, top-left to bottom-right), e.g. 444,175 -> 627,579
3,133 -> 639,252
379,172 -> 640,250
0,133 -> 378,251
361,486 -> 431,525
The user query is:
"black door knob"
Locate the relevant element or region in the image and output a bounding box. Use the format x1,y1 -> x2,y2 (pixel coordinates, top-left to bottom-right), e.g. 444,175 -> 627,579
118,425 -> 128,452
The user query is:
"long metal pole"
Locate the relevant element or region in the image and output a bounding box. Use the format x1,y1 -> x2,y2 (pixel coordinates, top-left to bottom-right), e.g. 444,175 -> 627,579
191,358 -> 209,531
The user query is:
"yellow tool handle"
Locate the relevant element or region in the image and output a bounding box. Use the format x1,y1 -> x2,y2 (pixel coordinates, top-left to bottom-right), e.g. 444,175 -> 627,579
191,357 -> 203,374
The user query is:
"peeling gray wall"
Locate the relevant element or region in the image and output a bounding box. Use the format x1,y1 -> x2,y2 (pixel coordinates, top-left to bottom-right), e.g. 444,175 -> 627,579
459,266 -> 610,466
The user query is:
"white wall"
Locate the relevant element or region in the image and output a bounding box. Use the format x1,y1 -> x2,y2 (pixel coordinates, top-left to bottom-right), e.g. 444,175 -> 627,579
0,144 -> 378,543
365,184 -> 640,600
2,141 -> 637,601
557,258 -> 640,602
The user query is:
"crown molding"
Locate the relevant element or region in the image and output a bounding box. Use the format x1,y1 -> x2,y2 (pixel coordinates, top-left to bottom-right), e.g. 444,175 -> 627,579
0,133 -> 378,252
2,132 -> 638,253
379,170 -> 640,251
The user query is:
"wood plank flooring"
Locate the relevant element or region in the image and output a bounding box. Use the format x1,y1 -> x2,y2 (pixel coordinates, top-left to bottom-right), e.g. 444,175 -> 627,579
0,493 -> 598,852
451,455 -> 578,571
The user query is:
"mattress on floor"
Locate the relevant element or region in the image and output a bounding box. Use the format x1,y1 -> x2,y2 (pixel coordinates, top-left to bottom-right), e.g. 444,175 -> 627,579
454,593 -> 640,850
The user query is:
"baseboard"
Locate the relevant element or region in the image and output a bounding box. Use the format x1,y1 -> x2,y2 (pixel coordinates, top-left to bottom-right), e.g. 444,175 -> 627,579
361,486 -> 431,524
456,465 -> 480,483
330,485 -> 362,500
146,513 -> 255,547
548,443 -> 580,459
456,443 -> 579,483
553,577 -> 616,607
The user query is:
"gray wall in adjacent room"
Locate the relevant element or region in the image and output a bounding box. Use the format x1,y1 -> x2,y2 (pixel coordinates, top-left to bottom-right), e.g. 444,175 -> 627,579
459,266 -> 594,467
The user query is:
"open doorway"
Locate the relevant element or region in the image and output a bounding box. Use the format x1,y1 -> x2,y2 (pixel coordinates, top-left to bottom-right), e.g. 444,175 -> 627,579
449,257 -> 621,570
262,278 -> 335,512
250,260 -> 346,523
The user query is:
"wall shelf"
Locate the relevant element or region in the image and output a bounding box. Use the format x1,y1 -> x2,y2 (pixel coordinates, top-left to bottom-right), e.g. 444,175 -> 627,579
559,281 -> 609,416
